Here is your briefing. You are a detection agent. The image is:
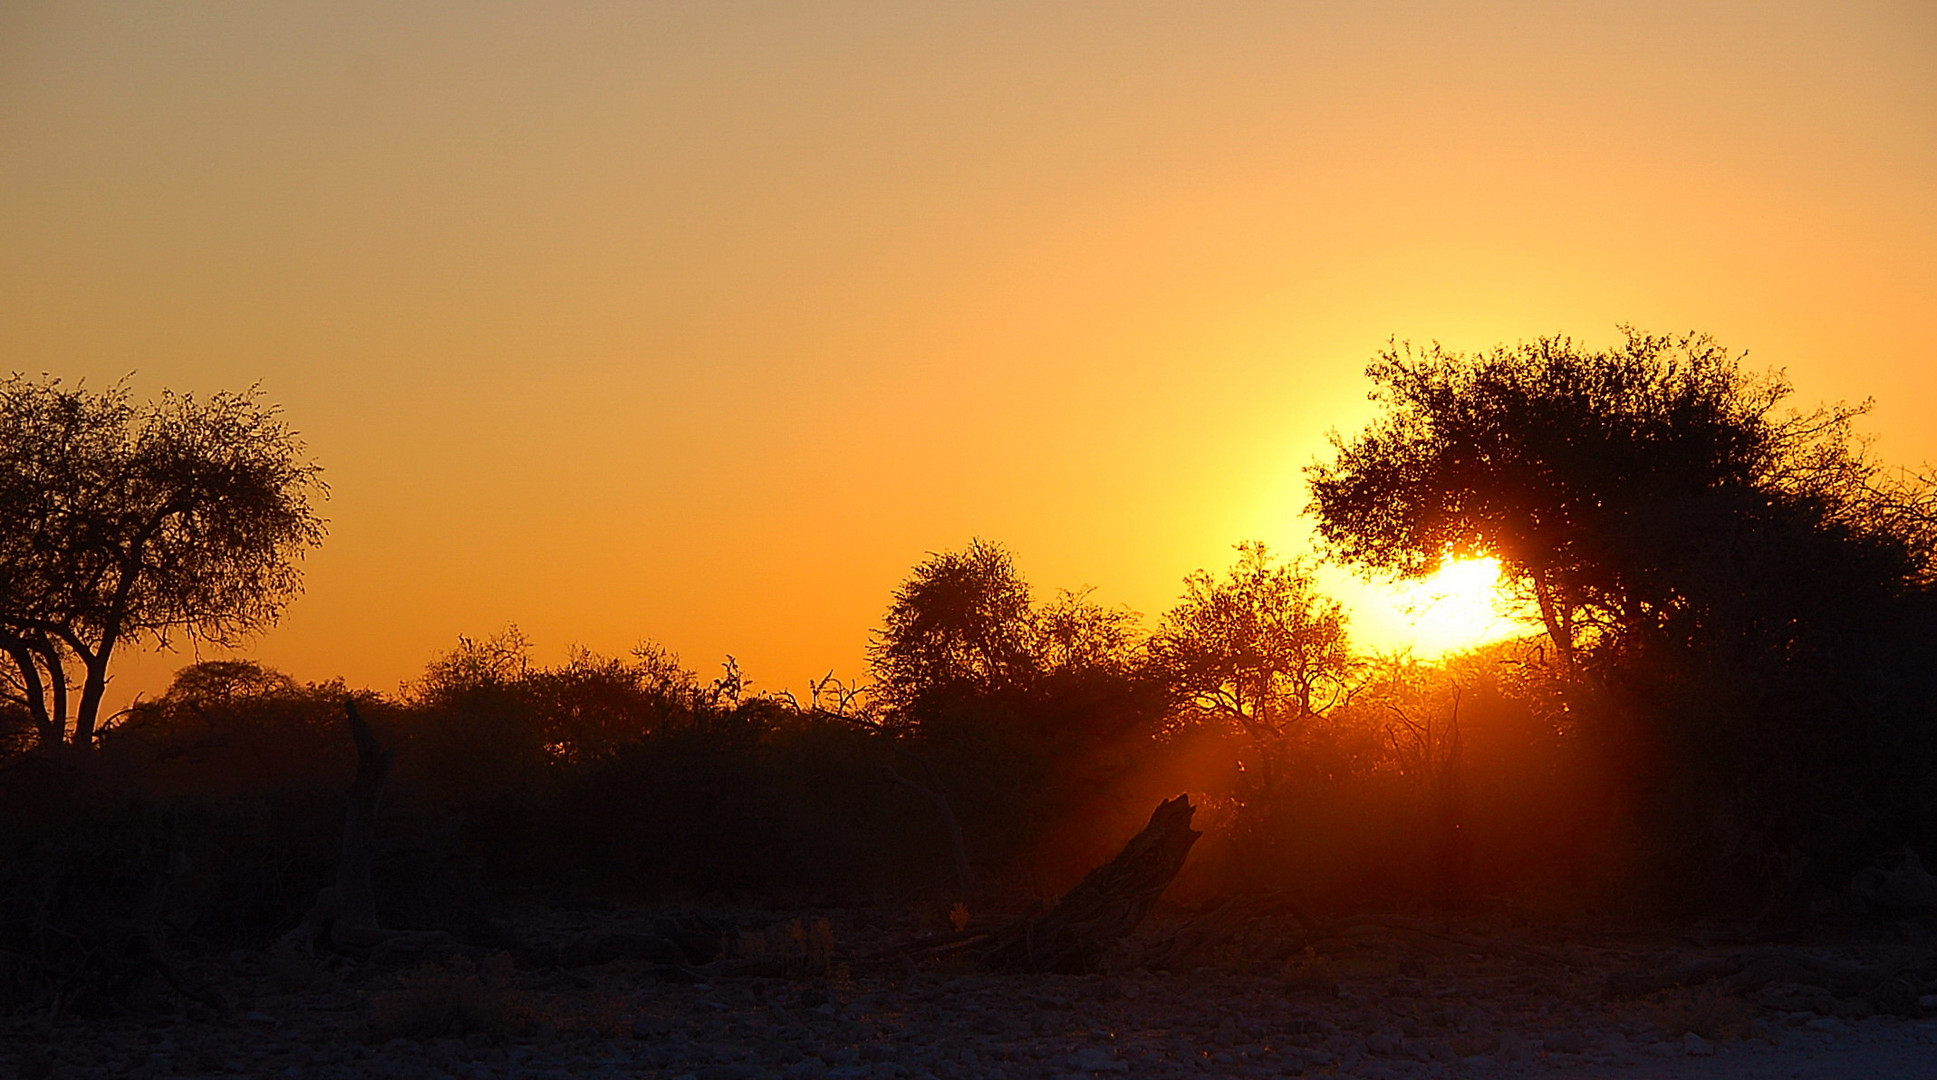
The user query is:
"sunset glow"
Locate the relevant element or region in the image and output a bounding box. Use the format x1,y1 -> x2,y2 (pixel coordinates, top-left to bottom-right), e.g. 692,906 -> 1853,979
0,3 -> 1930,704
1374,557 -> 1525,659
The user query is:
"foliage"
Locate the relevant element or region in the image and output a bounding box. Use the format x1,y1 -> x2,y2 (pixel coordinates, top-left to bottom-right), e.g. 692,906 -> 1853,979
868,539 -> 1039,712
18,330 -> 1937,986
106,660 -> 355,797
1307,330 -> 1930,665
0,375 -> 326,747
1310,330 -> 1937,901
1146,542 -> 1354,748
863,540 -> 1167,873
1035,587 -> 1141,677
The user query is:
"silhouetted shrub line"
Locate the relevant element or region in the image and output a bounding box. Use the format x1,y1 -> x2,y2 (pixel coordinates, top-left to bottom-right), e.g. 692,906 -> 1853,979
7,331 -> 1937,1015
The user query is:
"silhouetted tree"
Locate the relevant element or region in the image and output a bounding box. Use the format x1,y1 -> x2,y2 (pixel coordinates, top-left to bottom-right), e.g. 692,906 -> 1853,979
1307,330 -> 1930,666
525,643 -> 703,762
1146,542 -> 1354,787
0,376 -> 326,748
1309,330 -> 1937,901
108,660 -> 356,795
1034,587 -> 1141,677
868,539 -> 1038,713
153,658 -> 300,705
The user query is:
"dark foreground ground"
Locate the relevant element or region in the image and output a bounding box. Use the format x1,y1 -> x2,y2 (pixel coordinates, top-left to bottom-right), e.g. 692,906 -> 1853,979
7,904 -> 1937,1080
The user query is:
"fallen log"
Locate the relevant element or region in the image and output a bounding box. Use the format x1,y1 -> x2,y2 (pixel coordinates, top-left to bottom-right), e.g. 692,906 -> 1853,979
978,794 -> 1201,974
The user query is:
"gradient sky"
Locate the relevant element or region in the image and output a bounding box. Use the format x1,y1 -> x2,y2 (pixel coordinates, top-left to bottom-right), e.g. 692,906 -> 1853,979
3,2 -> 1934,705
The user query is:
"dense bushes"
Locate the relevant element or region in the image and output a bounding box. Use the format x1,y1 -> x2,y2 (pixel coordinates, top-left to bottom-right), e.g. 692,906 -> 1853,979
5,428 -> 1936,1014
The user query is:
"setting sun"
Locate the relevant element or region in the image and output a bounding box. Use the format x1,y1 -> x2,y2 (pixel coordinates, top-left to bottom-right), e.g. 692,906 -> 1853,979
1365,556 -> 1525,658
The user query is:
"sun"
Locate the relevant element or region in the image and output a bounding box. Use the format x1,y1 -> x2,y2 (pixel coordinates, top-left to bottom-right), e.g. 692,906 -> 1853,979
1376,555 -> 1525,658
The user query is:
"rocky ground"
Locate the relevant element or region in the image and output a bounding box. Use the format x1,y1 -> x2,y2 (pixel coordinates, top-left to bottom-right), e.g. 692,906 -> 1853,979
6,905 -> 1937,1080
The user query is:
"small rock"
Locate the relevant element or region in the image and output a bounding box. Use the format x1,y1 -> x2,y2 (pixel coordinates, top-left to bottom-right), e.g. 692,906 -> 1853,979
1681,1032 -> 1714,1056
1213,1018 -> 1241,1047
1920,994 -> 1937,1010
1806,1016 -> 1851,1035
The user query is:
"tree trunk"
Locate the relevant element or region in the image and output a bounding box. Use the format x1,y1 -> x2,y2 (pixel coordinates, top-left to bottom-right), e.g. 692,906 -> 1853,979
72,653 -> 109,747
279,699 -> 397,951
1532,575 -> 1574,668
1,638 -> 58,746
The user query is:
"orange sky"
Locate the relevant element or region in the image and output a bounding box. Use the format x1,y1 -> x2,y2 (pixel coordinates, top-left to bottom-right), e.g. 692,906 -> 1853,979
2,2 -> 1934,706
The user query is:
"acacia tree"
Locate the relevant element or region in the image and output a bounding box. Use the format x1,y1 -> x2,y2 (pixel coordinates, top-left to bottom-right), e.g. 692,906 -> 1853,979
1305,330 -> 1927,667
0,375 -> 326,748
868,538 -> 1039,713
1034,587 -> 1140,678
1146,542 -> 1354,785
1307,331 -> 1937,889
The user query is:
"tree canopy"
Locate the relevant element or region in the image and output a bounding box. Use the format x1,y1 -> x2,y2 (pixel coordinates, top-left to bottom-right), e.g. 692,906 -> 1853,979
1146,542 -> 1352,747
1309,331 -> 1937,886
1307,330 -> 1933,666
0,375 -> 326,747
867,539 -> 1040,712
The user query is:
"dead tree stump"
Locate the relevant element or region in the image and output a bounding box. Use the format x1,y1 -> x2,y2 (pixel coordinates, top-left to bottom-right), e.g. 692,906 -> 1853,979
981,795 -> 1201,974
279,700 -> 445,956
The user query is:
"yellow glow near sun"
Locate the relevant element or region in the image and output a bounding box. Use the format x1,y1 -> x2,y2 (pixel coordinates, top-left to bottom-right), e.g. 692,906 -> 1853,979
1374,556 -> 1525,658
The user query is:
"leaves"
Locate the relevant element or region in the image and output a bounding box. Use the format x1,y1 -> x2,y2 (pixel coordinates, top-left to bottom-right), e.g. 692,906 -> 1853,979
1146,542 -> 1353,740
0,375 -> 326,744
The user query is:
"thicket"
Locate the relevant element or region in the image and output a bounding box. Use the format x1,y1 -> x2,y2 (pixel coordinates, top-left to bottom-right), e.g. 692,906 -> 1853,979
6,332 -> 1937,1013
0,551 -> 1617,1015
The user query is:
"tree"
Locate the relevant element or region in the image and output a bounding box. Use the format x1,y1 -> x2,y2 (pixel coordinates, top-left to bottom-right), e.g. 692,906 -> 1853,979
1306,330 -> 1929,667
1146,542 -> 1354,784
0,375 -> 326,748
868,539 -> 1039,713
1307,330 -> 1937,896
1034,587 -> 1140,678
